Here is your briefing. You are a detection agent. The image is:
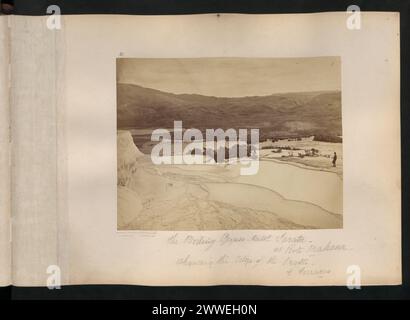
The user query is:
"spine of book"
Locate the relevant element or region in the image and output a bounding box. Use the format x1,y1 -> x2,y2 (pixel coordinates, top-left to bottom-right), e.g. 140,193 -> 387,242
0,15 -> 11,287
10,16 -> 67,287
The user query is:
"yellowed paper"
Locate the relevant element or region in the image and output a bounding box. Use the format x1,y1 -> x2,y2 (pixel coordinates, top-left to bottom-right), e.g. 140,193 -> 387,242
8,13 -> 401,286
64,13 -> 400,286
10,16 -> 66,286
0,16 -> 11,286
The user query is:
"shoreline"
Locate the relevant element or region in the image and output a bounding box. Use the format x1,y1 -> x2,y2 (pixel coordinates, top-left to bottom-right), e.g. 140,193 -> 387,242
264,158 -> 343,180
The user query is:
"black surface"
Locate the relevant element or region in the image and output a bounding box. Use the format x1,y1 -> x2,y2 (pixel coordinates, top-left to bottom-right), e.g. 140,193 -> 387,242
8,0 -> 409,15
6,284 -> 410,300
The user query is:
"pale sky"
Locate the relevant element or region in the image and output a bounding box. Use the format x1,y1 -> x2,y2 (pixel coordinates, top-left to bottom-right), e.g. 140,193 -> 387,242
117,57 -> 340,97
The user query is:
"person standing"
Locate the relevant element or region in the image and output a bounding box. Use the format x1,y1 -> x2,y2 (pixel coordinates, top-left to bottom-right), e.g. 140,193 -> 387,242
332,152 -> 337,167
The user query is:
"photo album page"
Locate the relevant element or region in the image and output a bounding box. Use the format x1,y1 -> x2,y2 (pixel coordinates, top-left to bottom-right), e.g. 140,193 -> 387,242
1,12 -> 401,287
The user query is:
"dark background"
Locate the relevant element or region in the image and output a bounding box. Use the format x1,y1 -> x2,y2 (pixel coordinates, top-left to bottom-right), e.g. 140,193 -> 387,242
0,0 -> 409,300
4,0 -> 410,15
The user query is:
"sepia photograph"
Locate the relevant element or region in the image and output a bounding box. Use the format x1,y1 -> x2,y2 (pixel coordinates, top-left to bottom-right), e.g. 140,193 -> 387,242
117,57 -> 343,230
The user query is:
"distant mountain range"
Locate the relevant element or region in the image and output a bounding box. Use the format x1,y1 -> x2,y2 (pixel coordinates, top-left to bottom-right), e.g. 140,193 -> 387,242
117,83 -> 342,141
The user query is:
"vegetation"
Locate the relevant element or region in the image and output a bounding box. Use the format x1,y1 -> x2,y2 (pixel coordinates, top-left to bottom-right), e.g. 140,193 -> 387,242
313,134 -> 342,143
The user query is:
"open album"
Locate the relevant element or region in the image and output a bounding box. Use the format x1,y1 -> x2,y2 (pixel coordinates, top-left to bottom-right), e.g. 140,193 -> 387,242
0,12 -> 401,287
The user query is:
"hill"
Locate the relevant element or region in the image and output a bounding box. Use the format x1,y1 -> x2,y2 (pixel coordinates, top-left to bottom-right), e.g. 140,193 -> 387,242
117,83 -> 342,141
